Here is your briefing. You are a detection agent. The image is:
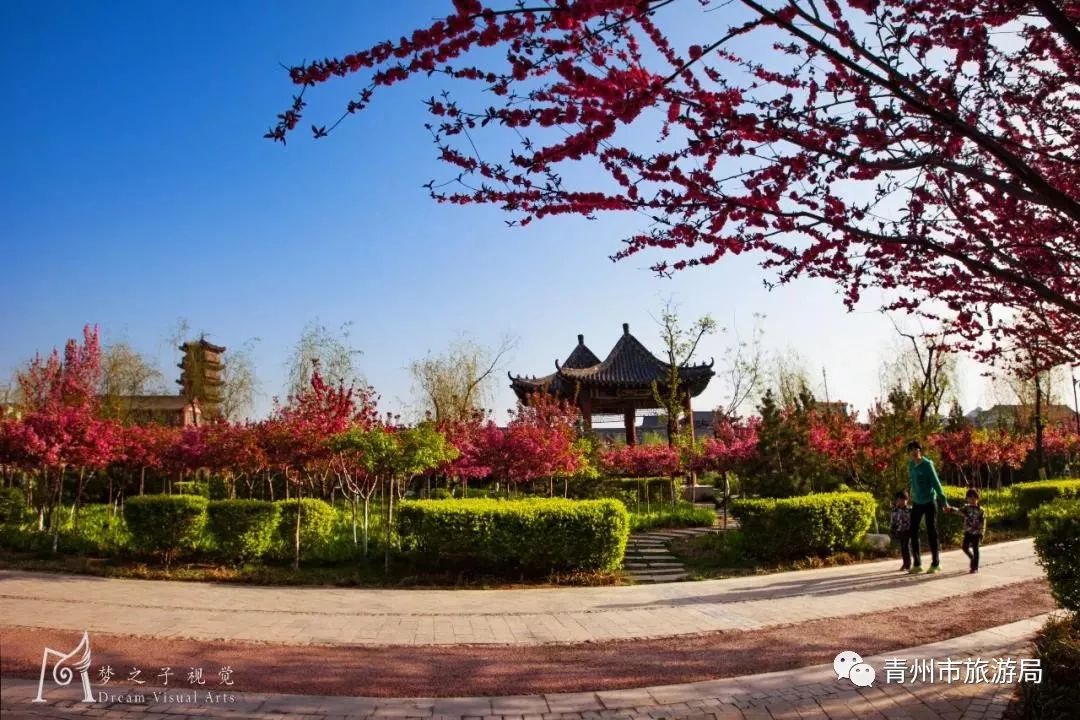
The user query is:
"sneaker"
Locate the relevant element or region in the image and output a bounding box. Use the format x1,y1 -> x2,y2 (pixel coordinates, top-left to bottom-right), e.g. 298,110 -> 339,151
970,567 -> 979,574
908,566 -> 924,574
927,564 -> 942,574
899,564 -> 910,572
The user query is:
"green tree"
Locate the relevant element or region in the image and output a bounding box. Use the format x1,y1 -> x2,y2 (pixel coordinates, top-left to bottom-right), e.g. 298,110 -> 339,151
339,423 -> 457,571
652,300 -> 716,447
743,388 -> 830,497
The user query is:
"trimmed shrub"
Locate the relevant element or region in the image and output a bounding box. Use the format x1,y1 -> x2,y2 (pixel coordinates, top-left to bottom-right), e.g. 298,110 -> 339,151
273,498 -> 336,562
731,492 -> 876,561
206,500 -> 280,564
0,487 -> 29,525
123,495 -> 208,567
396,498 -> 630,574
1012,479 -> 1080,521
1019,613 -> 1080,720
1030,498 -> 1080,613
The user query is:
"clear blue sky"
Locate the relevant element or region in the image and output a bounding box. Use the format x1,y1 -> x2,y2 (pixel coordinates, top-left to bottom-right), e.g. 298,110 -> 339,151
0,0 -> 999,420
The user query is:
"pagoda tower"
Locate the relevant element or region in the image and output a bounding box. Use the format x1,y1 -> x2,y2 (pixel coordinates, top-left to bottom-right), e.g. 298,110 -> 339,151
177,337 -> 225,421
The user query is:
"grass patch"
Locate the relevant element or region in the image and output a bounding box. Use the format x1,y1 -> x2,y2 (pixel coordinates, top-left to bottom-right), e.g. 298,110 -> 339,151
0,548 -> 624,589
629,503 -> 715,532
668,528 -> 1030,580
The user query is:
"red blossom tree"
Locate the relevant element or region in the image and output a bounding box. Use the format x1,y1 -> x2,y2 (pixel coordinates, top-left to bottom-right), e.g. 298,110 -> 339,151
474,393 -> 582,491
437,408 -> 493,487
270,362 -> 376,568
271,1 -> 1079,368
14,326 -> 113,548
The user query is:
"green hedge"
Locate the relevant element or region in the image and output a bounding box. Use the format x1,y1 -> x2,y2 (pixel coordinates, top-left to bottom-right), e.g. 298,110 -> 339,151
273,498 -> 336,561
731,492 -> 876,561
0,487 -> 28,525
1013,480 -> 1080,521
396,498 -> 630,574
1019,613 -> 1080,720
206,500 -> 280,564
1030,498 -> 1080,613
123,495 -> 208,567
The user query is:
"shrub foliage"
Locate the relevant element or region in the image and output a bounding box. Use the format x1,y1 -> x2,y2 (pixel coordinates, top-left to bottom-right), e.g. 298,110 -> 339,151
1030,498 -> 1080,613
731,492 -> 876,561
1012,480 -> 1080,520
273,498 -> 336,562
123,494 -> 208,567
396,498 -> 629,574
206,499 -> 280,564
1019,613 -> 1080,720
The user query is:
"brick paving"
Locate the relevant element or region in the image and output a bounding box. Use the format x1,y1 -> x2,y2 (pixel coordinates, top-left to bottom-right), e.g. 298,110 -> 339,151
1,616 -> 1048,719
0,539 -> 1038,646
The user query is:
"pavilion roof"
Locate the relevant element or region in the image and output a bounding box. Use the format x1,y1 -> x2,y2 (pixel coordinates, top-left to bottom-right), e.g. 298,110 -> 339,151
509,323 -> 714,402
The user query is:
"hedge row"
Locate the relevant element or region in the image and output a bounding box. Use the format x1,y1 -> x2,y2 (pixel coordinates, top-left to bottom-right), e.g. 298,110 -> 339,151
1030,498 -> 1080,614
1022,498 -> 1080,720
730,492 -> 876,562
1012,480 -> 1080,520
396,498 -> 630,574
123,495 -> 337,566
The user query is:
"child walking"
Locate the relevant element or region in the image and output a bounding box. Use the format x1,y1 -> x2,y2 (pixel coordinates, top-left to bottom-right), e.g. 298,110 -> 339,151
954,488 -> 986,573
890,490 -> 912,571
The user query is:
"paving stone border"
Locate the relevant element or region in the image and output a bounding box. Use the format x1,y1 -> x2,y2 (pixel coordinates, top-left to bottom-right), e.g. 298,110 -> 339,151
0,540 -> 1040,646
1,615 -> 1053,719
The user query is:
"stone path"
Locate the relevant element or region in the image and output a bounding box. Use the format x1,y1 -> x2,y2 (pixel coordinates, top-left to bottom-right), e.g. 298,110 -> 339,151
1,614 -> 1050,719
0,539 -> 1039,646
623,526 -> 717,582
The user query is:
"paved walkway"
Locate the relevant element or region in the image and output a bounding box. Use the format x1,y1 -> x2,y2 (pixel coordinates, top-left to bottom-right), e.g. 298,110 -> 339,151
0,539 -> 1038,646
1,615 -> 1050,719
623,527 -> 717,582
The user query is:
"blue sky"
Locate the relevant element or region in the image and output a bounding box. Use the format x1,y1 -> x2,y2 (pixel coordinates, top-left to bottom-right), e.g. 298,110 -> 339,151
0,0 -> 1003,420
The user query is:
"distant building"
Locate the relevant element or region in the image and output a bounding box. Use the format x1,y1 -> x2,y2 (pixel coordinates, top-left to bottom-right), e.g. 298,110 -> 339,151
814,400 -> 852,416
965,404 -> 1076,429
177,338 -> 225,421
121,395 -> 201,427
104,336 -> 223,428
592,411 -> 716,444
0,402 -> 21,421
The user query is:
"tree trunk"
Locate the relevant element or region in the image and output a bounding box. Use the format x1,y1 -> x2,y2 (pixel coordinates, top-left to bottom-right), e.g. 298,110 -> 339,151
1034,372 -> 1047,479
384,477 -> 394,574
293,482 -> 302,571
139,467 -> 146,496
362,494 -> 370,557
351,495 -> 358,546
50,467 -> 64,553
73,468 -> 87,530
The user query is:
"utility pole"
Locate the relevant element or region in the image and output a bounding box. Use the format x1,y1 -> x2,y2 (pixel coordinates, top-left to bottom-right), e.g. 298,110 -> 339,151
822,367 -> 830,405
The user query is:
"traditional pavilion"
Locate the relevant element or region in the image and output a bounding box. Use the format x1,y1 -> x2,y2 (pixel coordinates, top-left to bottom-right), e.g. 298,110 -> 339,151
509,323 -> 715,445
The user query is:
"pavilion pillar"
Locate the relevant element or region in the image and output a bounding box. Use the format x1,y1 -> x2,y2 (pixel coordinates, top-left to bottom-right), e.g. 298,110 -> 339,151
581,394 -> 593,433
624,406 -> 637,446
684,392 -> 697,496
683,392 -> 695,442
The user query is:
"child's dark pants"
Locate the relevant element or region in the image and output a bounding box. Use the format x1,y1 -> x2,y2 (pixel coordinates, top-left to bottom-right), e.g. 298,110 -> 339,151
962,532 -> 981,570
894,532 -> 911,568
910,502 -> 940,567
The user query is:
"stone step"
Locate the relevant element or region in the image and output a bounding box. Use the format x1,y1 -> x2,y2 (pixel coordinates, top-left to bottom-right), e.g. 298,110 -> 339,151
631,572 -> 689,583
